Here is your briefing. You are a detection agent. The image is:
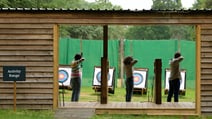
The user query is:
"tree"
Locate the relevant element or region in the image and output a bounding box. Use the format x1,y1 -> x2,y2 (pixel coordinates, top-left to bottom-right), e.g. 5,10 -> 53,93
205,0 -> 212,8
89,0 -> 121,10
57,0 -> 123,40
193,0 -> 212,9
1,0 -> 55,8
48,0 -> 90,9
125,25 -> 171,40
152,0 -> 182,10
125,0 -> 195,41
0,0 -> 9,7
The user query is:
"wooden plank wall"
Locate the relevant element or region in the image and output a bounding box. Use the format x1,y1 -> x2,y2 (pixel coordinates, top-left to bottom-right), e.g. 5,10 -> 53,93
0,24 -> 54,109
201,24 -> 212,114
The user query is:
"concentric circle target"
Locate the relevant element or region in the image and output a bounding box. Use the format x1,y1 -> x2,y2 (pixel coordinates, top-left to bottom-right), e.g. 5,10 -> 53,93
96,72 -> 110,83
133,72 -> 144,85
58,70 -> 69,83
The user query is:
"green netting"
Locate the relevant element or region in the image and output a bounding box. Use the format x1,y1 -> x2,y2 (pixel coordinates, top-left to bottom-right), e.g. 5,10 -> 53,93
59,38 -> 119,87
124,40 -> 196,89
59,38 -> 196,88
59,38 -> 68,64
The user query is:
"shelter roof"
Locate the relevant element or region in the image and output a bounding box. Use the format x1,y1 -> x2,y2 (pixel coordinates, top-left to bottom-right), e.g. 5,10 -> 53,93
0,8 -> 211,14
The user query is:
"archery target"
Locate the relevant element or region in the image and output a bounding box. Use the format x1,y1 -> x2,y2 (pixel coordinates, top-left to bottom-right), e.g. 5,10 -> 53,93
96,72 -> 110,83
133,69 -> 147,88
165,69 -> 186,90
58,67 -> 71,86
93,67 -> 114,87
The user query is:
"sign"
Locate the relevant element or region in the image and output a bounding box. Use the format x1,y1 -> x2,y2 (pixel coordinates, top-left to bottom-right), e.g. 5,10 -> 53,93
3,66 -> 26,81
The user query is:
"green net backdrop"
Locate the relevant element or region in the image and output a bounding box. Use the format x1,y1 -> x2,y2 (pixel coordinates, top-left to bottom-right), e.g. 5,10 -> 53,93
59,38 -> 196,89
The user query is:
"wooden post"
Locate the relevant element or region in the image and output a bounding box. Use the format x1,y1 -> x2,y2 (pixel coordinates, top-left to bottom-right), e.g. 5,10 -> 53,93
53,24 -> 59,109
119,38 -> 124,87
14,81 -> 16,111
101,25 -> 108,104
196,25 -> 201,115
154,59 -> 162,104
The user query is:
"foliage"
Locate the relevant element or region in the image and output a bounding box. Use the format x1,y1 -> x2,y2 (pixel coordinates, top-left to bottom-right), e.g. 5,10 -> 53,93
193,0 -> 212,9
205,0 -> 212,8
62,25 -> 102,40
125,25 -> 171,40
0,0 -> 9,7
89,0 -> 121,10
125,0 -> 195,41
48,0 -> 90,9
152,0 -> 182,10
0,0 -> 53,8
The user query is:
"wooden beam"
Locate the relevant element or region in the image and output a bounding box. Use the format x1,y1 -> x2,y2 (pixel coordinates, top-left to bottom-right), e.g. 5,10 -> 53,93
53,24 -> 59,110
196,25 -> 201,115
101,25 -> 108,104
0,12 -> 211,24
0,17 -> 212,24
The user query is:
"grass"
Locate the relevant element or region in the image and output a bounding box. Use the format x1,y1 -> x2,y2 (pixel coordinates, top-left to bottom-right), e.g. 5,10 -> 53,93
0,109 -> 54,119
1,110 -> 211,119
91,114 -> 211,119
59,86 -> 195,102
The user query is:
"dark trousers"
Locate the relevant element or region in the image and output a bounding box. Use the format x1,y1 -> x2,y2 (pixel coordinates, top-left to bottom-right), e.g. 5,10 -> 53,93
167,78 -> 180,102
71,77 -> 81,102
125,77 -> 134,102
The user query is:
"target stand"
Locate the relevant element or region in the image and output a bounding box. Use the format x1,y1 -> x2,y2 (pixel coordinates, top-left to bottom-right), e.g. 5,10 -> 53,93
133,68 -> 148,95
92,66 -> 116,94
58,65 -> 72,106
164,68 -> 186,96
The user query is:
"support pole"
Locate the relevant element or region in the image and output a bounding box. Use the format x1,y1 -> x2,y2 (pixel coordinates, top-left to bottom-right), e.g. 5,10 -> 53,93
154,59 -> 162,104
62,83 -> 65,106
14,81 -> 17,111
119,38 -> 124,87
101,25 -> 108,104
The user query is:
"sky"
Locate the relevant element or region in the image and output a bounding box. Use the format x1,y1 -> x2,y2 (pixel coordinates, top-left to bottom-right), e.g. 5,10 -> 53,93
85,0 -> 196,10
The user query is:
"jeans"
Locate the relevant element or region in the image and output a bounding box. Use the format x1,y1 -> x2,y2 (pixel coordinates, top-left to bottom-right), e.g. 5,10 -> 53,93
167,78 -> 180,102
71,77 -> 81,102
125,77 -> 134,102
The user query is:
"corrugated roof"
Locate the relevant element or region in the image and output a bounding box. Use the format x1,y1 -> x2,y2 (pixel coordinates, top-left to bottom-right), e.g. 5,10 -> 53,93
0,8 -> 211,11
0,8 -> 211,14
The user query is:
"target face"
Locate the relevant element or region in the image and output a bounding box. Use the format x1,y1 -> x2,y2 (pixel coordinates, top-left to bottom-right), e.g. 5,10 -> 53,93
133,69 -> 148,88
93,67 -> 114,87
96,72 -> 110,83
58,67 -> 72,86
133,73 -> 144,85
165,69 -> 186,90
59,70 -> 69,83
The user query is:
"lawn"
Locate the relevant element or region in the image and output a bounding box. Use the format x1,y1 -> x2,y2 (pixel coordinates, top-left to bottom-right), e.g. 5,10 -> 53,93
0,109 -> 54,119
91,114 -> 211,119
1,110 -> 212,119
